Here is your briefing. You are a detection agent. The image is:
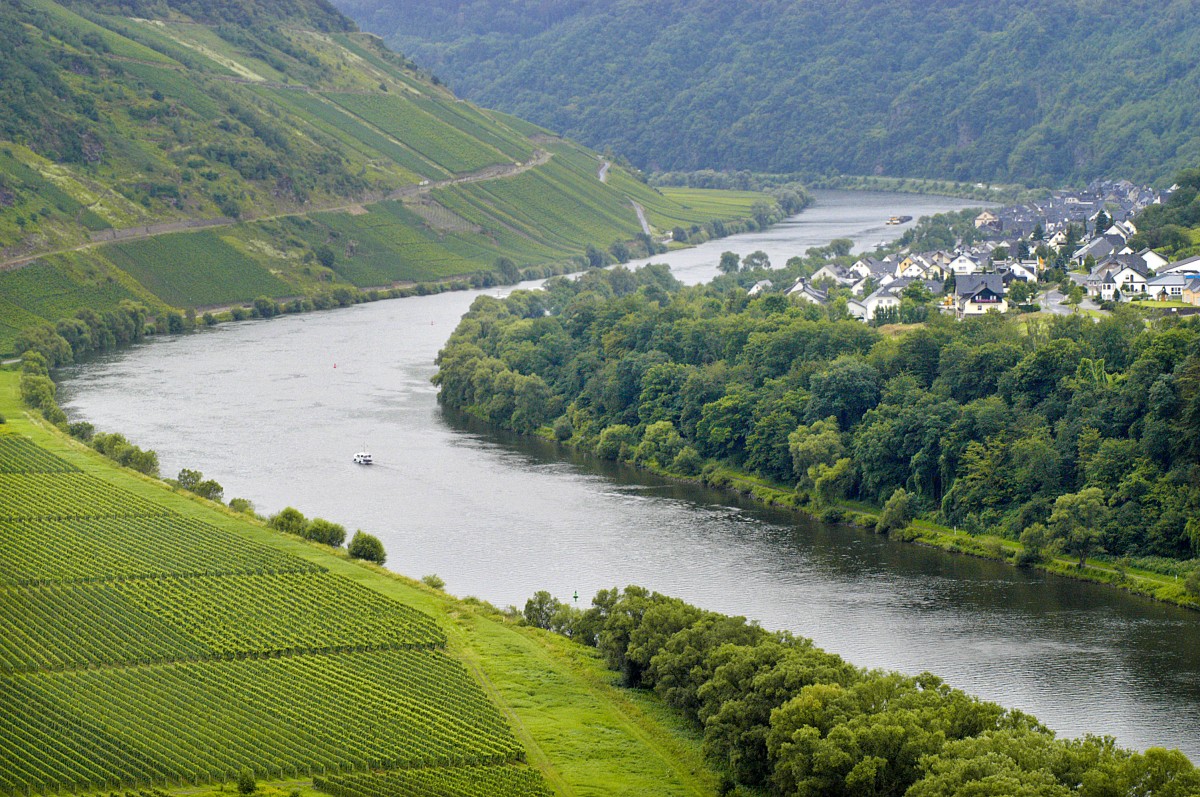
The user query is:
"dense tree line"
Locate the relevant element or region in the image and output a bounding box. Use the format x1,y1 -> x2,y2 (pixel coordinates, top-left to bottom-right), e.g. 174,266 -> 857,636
1130,168 -> 1200,258
521,585 -> 1200,796
435,266 -> 1200,573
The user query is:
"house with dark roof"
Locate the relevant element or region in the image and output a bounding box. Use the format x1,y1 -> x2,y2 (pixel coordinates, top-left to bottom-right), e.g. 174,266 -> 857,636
954,274 -> 1007,318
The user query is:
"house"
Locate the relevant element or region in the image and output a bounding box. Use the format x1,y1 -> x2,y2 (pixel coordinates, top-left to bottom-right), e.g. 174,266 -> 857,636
1158,254 -> 1200,276
955,274 -> 1007,318
1146,273 -> 1189,301
1086,256 -> 1148,301
747,280 -> 773,297
859,286 -> 901,322
974,210 -> 1001,231
947,253 -> 983,276
994,263 -> 1037,285
1183,276 -> 1200,306
786,278 -> 828,305
1136,248 -> 1170,273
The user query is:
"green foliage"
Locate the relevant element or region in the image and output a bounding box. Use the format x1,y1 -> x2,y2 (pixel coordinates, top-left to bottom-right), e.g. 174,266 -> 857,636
435,269 -> 1200,564
268,506 -> 308,535
305,517 -> 347,547
529,585 -> 1199,796
875,487 -> 915,536
91,431 -> 159,476
347,530 -> 386,564
0,429 -> 523,795
236,769 -> 256,795
363,0 -> 1200,184
102,232 -> 287,307
421,574 -> 445,590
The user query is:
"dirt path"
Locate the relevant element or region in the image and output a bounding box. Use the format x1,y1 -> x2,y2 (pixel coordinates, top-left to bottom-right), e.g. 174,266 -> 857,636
630,199 -> 651,235
0,150 -> 551,273
598,159 -> 610,183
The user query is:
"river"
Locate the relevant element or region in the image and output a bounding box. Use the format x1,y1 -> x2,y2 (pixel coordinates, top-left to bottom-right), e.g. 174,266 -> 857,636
58,190 -> 1200,760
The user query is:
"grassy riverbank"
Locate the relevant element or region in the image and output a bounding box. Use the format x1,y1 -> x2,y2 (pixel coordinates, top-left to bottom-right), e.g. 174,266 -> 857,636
0,367 -> 721,797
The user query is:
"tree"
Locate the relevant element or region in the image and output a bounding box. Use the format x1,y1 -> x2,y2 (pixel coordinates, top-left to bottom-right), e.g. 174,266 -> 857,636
1017,523 -> 1050,566
496,256 -> 522,283
268,506 -> 307,535
718,251 -> 741,274
741,250 -> 770,271
524,590 -> 564,628
1008,279 -> 1036,305
306,517 -> 347,547
876,488 -> 915,535
1048,488 -> 1108,568
314,244 -> 335,269
347,530 -> 386,564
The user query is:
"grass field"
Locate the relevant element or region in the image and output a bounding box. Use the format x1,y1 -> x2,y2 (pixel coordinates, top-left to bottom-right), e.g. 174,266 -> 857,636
99,231 -> 289,307
0,370 -> 721,797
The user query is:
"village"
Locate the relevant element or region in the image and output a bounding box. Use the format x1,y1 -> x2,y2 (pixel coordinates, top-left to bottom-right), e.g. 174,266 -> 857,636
757,179 -> 1200,322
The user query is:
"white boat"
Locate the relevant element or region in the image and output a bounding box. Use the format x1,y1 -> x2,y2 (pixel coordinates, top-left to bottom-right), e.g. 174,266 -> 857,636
352,451 -> 373,465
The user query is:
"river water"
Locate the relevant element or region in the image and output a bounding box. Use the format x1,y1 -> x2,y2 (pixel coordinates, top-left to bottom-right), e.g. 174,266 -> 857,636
58,191 -> 1200,759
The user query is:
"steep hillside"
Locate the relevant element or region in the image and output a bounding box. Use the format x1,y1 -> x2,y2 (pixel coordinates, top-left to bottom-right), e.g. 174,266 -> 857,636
0,0 -> 770,354
339,0 -> 1200,186
0,367 -> 725,796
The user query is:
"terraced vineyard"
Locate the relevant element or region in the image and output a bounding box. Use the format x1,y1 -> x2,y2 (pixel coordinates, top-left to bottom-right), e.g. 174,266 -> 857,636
0,431 -> 538,796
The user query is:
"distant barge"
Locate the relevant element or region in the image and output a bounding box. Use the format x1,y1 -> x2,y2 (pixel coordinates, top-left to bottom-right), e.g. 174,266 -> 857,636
886,215 -> 913,225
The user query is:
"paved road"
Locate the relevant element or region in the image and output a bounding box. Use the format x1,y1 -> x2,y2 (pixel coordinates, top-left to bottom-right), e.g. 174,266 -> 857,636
1042,288 -> 1104,316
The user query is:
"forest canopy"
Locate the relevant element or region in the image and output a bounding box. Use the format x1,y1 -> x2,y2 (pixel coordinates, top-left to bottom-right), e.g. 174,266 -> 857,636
435,265 -> 1200,569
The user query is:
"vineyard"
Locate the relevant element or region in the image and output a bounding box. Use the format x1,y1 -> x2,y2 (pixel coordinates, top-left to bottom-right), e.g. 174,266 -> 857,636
99,231 -> 289,307
0,651 -> 522,794
328,93 -> 511,175
315,765 -> 553,797
0,259 -> 141,355
259,89 -> 441,182
0,432 -> 535,796
0,573 -> 444,673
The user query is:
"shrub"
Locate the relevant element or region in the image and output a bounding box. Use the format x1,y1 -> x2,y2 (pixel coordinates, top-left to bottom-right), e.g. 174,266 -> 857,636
421,574 -> 445,590
347,530 -> 386,564
236,769 -> 256,795
306,517 -> 346,547
1186,569 -> 1200,599
552,415 -> 573,441
876,487 -> 915,535
228,497 -> 255,514
67,421 -> 94,441
671,445 -> 703,476
267,506 -> 307,535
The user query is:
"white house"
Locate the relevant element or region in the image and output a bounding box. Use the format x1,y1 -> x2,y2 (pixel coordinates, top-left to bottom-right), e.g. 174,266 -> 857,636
955,274 -> 1007,318
947,254 -> 983,276
1146,273 -> 1189,301
787,278 -> 828,305
1137,248 -> 1170,273
747,280 -> 773,297
1158,254 -> 1200,276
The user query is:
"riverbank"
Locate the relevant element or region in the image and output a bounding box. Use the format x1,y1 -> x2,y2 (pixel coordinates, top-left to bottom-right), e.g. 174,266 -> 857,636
0,367 -> 723,796
539,441 -> 1200,614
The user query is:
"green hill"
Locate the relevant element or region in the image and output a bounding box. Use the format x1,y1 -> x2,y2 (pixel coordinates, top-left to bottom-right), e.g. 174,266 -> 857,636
0,0 -> 771,355
338,0 -> 1200,186
0,368 -> 725,796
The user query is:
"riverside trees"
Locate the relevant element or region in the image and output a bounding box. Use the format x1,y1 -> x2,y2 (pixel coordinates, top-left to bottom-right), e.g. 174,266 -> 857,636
435,264 -> 1200,570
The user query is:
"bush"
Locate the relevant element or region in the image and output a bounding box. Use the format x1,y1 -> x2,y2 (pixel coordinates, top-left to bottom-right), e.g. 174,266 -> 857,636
228,497 -> 255,514
552,414 -> 573,441
236,769 -> 256,795
267,506 -> 307,535
347,530 -> 386,564
1186,569 -> 1200,599
306,517 -> 346,547
229,306 -> 249,321
671,445 -> 703,476
421,574 -> 445,590
67,421 -> 94,441
875,487 -> 914,535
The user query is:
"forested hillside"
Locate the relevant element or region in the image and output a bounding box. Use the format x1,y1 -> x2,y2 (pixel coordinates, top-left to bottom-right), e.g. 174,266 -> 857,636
435,267 -> 1200,578
0,0 -> 771,355
340,0 -> 1200,186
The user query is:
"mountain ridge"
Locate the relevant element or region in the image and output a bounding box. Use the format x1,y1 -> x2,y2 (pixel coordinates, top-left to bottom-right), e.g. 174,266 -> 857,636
340,0 -> 1200,186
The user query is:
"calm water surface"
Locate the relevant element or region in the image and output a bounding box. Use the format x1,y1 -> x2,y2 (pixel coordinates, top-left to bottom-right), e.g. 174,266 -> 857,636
59,191 -> 1200,759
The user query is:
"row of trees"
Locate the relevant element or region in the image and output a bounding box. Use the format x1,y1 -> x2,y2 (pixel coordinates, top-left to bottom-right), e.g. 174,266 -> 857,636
522,586 -> 1200,796
266,506 -> 387,564
435,264 -> 1200,572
